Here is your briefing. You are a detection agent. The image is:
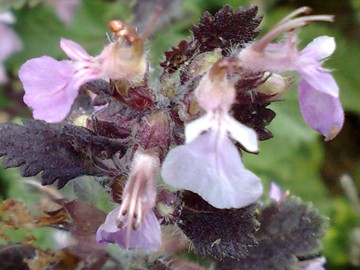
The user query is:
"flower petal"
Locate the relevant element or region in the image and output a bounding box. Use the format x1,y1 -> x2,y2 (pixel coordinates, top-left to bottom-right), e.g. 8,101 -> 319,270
47,0 -> 80,25
269,182 -> 282,202
60,38 -> 92,61
185,113 -> 213,143
96,206 -> 121,234
19,56 -> 99,122
224,115 -> 258,153
298,256 -> 326,270
20,56 -> 76,122
298,65 -> 339,97
0,24 -> 22,62
161,131 -> 263,209
301,36 -> 335,60
299,78 -> 344,141
0,12 -> 16,24
96,209 -> 162,251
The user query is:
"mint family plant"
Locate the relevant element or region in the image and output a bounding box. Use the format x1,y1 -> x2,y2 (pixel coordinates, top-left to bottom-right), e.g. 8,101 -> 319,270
0,5 -> 340,270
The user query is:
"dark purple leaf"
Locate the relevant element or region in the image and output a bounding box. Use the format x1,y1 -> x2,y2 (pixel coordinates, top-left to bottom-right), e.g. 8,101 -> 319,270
0,244 -> 34,270
61,125 -> 126,159
0,120 -> 101,188
217,196 -> 327,270
178,192 -> 259,260
192,5 -> 262,54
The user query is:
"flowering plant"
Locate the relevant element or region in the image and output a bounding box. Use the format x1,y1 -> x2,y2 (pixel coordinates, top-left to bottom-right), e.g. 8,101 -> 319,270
0,3 -> 343,270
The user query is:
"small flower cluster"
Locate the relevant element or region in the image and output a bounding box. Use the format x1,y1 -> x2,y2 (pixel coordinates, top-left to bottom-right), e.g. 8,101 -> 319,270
96,150 -> 162,250
17,6 -> 341,259
0,11 -> 22,84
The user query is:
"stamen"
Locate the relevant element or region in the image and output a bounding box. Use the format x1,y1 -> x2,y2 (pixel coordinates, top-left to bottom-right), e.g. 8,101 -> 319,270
116,220 -> 124,229
118,195 -> 129,217
276,6 -> 312,26
252,14 -> 334,52
135,198 -> 142,225
132,221 -> 140,230
134,7 -> 163,55
125,174 -> 142,249
139,7 -> 163,42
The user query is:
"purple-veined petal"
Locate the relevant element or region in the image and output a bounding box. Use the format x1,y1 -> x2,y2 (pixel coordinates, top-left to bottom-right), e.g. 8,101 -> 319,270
20,56 -> 75,122
223,114 -> 258,153
20,56 -> 100,122
60,38 -> 92,61
298,63 -> 339,98
185,113 -> 213,143
96,208 -> 162,251
161,131 -> 263,209
299,78 -> 344,141
300,36 -> 335,60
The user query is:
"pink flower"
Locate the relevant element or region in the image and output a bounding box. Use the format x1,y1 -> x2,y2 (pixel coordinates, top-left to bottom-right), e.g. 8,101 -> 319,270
96,150 -> 162,250
97,206 -> 161,250
0,12 -> 22,84
19,19 -> 151,123
268,182 -> 283,202
46,0 -> 81,25
161,61 -> 262,209
19,39 -> 102,123
238,7 -> 344,140
268,182 -> 290,203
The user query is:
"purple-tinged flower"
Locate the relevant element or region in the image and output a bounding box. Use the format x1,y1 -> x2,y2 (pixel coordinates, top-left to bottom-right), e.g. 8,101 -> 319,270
0,12 -> 22,84
268,182 -> 290,203
238,7 -> 344,141
46,0 -> 81,25
269,182 -> 282,202
161,60 -> 262,209
298,256 -> 326,270
19,18 -> 156,123
19,39 -> 102,123
96,150 -> 162,250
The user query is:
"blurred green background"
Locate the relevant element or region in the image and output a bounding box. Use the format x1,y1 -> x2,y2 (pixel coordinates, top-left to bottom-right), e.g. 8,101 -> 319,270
0,0 -> 360,269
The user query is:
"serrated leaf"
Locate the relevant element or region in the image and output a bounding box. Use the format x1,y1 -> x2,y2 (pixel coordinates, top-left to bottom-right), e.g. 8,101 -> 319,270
0,120 -> 101,188
217,196 -> 327,270
160,39 -> 198,75
192,5 -> 261,54
178,192 -> 259,260
160,5 -> 261,77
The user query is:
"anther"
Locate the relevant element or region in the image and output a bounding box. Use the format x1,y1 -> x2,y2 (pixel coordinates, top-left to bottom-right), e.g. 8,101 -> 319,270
132,221 -> 140,230
116,220 -> 123,229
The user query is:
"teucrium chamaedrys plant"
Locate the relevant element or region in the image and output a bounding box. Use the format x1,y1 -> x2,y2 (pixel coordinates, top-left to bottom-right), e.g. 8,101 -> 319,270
0,5 -> 339,270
